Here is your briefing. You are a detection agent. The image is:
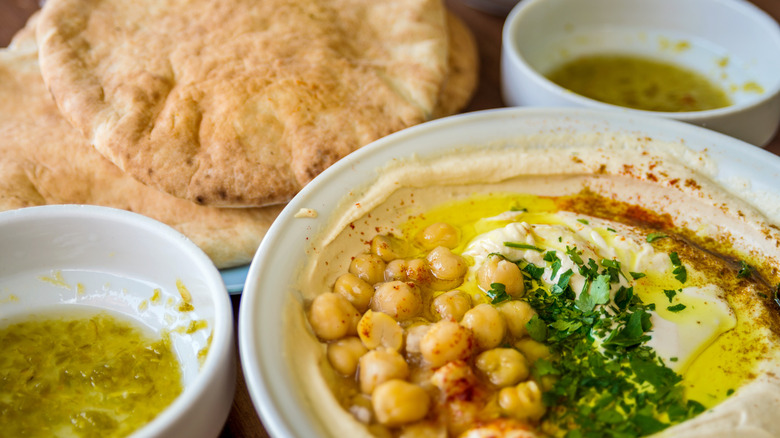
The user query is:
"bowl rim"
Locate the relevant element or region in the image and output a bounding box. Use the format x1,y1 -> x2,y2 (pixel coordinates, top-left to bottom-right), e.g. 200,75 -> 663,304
0,204 -> 235,437
238,106 -> 780,438
501,0 -> 780,120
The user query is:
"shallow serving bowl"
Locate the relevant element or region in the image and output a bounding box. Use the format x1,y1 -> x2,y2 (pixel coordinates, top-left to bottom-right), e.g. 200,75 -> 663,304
238,107 -> 780,437
501,0 -> 780,146
0,205 -> 235,437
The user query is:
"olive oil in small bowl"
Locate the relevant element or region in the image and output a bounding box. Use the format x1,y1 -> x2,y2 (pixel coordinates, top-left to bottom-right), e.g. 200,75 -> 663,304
545,54 -> 732,113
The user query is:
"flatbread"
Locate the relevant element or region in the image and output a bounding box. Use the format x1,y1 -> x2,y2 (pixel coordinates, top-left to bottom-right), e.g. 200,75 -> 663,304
0,15 -> 283,269
36,0 -> 454,207
434,12 -> 479,118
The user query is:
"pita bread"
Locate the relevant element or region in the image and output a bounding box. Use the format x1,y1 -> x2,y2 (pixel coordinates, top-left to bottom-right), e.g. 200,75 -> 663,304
434,12 -> 479,119
0,15 -> 283,269
36,0 -> 455,207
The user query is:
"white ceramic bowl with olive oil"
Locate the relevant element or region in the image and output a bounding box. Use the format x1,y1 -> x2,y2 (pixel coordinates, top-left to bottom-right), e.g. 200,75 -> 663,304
0,205 -> 235,437
501,0 -> 780,146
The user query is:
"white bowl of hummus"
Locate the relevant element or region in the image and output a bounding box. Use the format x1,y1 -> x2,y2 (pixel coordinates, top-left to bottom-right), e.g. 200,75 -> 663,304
0,205 -> 235,437
239,107 -> 780,438
501,0 -> 780,147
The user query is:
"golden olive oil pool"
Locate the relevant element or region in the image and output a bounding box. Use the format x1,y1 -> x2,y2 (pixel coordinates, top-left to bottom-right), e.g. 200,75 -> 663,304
0,309 -> 183,437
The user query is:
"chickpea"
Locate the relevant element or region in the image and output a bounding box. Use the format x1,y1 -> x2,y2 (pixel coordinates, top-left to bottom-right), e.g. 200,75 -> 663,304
384,259 -> 409,282
426,246 -> 468,281
431,289 -> 472,322
475,348 -> 529,387
496,300 -> 536,339
308,293 -> 361,341
357,310 -> 404,351
371,234 -> 408,262
358,348 -> 409,394
398,421 -> 447,438
514,338 -> 551,365
430,360 -> 476,397
372,380 -> 431,427
460,419 -> 535,436
404,323 -> 431,354
417,222 -> 459,250
371,281 -> 422,321
333,273 -> 374,313
477,255 -> 525,298
349,254 -> 386,285
405,258 -> 433,284
327,337 -> 367,376
498,380 -> 546,422
419,320 -> 474,368
461,303 -> 507,351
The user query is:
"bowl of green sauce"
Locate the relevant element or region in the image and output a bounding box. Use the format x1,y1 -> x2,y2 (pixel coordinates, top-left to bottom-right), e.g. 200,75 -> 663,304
501,0 -> 780,146
0,205 -> 235,437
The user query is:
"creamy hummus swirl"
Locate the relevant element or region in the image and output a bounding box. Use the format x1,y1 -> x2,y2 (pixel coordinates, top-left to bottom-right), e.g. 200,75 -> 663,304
289,133 -> 780,437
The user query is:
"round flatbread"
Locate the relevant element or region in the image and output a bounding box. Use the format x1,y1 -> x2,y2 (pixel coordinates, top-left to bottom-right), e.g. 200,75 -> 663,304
36,0 -> 452,207
0,15 -> 283,269
434,11 -> 479,118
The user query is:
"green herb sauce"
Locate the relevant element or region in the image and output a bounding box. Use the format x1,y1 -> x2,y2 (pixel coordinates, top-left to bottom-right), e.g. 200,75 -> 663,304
545,54 -> 732,112
0,310 -> 183,437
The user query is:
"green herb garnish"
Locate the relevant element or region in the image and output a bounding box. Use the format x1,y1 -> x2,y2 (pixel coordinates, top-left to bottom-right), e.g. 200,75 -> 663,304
577,218 -> 590,225
521,245 -> 702,436
486,282 -> 511,304
663,289 -> 678,303
504,242 -> 544,252
630,272 -> 646,280
737,260 -> 752,279
566,245 -> 584,265
576,274 -> 610,312
647,232 -> 668,242
670,252 -> 687,283
526,314 -> 548,342
667,303 -> 687,312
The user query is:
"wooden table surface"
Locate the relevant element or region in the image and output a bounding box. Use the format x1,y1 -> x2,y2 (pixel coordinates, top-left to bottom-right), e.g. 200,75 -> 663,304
2,0 -> 779,437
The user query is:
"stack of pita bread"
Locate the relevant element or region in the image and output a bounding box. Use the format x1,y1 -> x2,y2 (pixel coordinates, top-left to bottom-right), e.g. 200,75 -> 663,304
1,0 -> 478,269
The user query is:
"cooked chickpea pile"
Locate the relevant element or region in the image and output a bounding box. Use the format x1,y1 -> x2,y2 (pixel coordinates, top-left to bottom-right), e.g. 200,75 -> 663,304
307,223 -> 550,437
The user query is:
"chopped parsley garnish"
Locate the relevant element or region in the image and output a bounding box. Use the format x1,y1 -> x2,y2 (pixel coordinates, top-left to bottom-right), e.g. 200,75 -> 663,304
667,303 -> 687,312
607,227 -> 617,233
566,246 -> 584,265
526,314 -> 548,342
663,289 -> 678,303
646,232 -> 668,243
510,205 -> 528,212
515,247 -> 703,436
737,260 -> 752,279
544,251 -> 562,279
577,218 -> 590,225
726,388 -> 735,396
575,274 -> 610,312
630,271 -> 646,280
601,258 -> 628,282
670,252 -> 687,283
486,282 -> 511,304
523,262 -> 545,281
504,242 -> 544,252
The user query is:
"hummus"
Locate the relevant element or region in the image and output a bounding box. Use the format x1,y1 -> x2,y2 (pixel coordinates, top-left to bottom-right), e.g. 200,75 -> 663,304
289,133 -> 780,438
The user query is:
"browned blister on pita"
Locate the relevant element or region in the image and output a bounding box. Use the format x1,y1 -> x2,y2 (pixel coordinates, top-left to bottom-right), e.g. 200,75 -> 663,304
35,0 -> 469,207
0,15 -> 283,269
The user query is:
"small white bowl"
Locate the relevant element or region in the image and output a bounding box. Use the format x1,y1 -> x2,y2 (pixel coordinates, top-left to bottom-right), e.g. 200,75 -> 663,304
501,0 -> 780,146
0,205 -> 235,437
238,107 -> 780,438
